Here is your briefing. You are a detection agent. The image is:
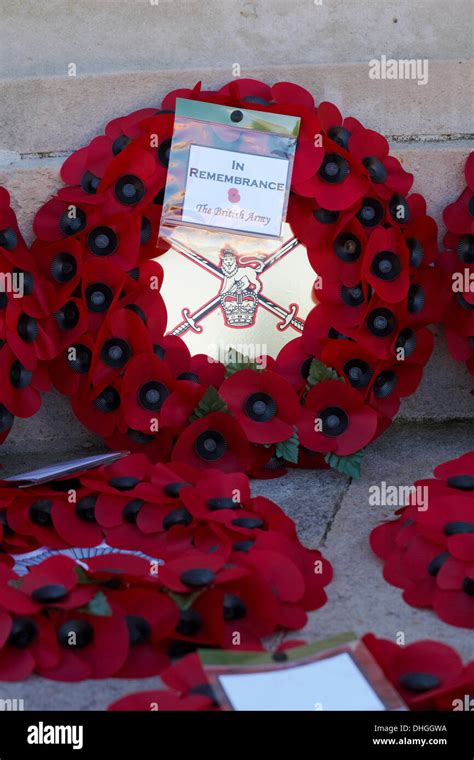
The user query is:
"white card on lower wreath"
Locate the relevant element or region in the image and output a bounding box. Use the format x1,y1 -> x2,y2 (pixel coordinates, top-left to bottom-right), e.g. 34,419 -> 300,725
217,652 -> 386,711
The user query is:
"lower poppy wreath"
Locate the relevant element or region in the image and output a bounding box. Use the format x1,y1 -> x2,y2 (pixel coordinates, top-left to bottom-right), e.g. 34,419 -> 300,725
107,635 -> 473,712
0,79 -> 443,477
0,453 -> 332,680
441,151 -> 474,386
370,451 -> 474,629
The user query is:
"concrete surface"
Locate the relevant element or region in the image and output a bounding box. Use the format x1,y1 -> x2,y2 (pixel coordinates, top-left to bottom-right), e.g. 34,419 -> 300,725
2,0 -> 472,79
0,421 -> 472,710
2,61 -> 473,157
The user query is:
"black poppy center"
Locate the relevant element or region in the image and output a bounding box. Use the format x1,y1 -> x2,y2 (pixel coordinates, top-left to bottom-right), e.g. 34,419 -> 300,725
31,583 -> 69,604
232,517 -> 264,529
207,496 -> 241,511
164,481 -> 191,498
341,284 -> 365,307
408,284 -> 425,314
357,198 -> 384,227
75,494 -> 97,522
313,208 -> 339,225
115,175 -> 145,205
399,672 -> 441,692
195,431 -> 226,461
94,386 -> 120,413
443,521 -> 474,536
373,371 -> 397,399
344,359 -> 373,389
29,499 -> 52,526
180,568 -> 215,588
157,138 -> 172,168
10,360 -> 32,389
406,237 -> 424,267
319,153 -> 350,184
389,194 -> 410,224
100,338 -> 131,369
362,156 -> 387,184
334,233 -> 362,262
371,250 -> 401,281
81,171 -> 101,194
446,474 -> 474,491
162,506 -> 193,531
396,328 -> 417,359
112,134 -> 131,155
51,252 -> 78,283
245,392 -> 276,422
68,344 -> 92,374
463,578 -> 474,596
427,552 -> 450,577
122,498 -> 145,523
56,301 -> 80,330
138,381 -> 169,411
223,593 -> 247,621
328,125 -> 351,149
0,405 -> 14,433
126,615 -> 152,645
58,620 -> 94,649
176,608 -> 202,636
59,208 -> 87,236
17,313 -> 39,343
7,617 -> 38,647
0,227 -> 18,251
457,234 -> 474,265
87,226 -> 118,256
367,308 -> 396,337
108,476 -> 140,491
85,283 -> 113,313
320,406 -> 349,437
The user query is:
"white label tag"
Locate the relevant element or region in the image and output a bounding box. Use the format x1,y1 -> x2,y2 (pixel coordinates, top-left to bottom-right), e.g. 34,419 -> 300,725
182,144 -> 290,238
217,653 -> 387,711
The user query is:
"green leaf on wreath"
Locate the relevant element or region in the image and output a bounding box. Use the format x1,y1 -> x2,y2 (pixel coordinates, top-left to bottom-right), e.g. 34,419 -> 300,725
324,450 -> 364,480
275,427 -> 299,465
306,358 -> 341,389
190,386 -> 228,420
79,590 -> 112,617
167,590 -> 202,610
224,350 -> 262,377
73,565 -> 92,584
7,578 -> 22,589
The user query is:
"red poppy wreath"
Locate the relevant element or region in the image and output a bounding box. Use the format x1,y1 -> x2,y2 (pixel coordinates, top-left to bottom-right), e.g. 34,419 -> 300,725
441,150 -> 474,385
370,451 -> 474,629
0,453 -> 332,680
0,80 -> 443,477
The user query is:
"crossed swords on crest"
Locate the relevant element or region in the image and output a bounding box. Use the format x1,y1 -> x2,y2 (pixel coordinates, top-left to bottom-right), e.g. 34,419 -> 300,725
169,236 -> 306,337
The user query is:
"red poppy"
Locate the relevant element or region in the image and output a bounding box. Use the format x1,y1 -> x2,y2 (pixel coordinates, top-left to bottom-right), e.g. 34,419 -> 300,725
348,127 -> 413,201
362,226 -> 410,303
122,352 -> 176,432
38,607 -> 129,681
0,556 -> 93,614
111,588 -> 179,677
362,633 -> 467,710
370,452 -> 474,629
300,379 -> 377,455
0,345 -> 46,418
220,369 -> 300,444
294,138 -> 369,211
171,412 -> 251,472
0,606 -> 59,680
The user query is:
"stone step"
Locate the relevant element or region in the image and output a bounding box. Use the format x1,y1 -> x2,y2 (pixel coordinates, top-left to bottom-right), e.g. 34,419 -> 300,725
1,60 -> 472,156
3,0 -> 471,79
